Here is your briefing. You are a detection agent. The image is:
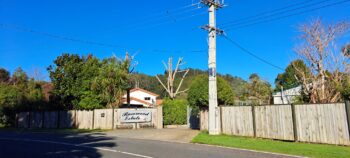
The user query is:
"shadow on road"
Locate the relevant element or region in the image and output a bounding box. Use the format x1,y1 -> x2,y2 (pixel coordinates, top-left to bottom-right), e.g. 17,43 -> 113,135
0,130 -> 118,158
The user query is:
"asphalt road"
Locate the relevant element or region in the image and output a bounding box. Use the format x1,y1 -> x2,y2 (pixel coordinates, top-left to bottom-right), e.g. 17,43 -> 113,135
0,130 -> 301,158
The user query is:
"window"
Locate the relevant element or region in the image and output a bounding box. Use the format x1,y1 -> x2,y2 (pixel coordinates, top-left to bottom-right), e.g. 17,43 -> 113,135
144,97 -> 151,100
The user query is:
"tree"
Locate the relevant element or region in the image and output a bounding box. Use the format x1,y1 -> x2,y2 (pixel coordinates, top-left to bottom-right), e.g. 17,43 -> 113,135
293,19 -> 349,103
245,73 -> 272,105
187,75 -> 235,107
275,60 -> 310,92
342,43 -> 350,57
92,57 -> 129,108
0,68 -> 10,83
156,57 -> 189,99
48,54 -> 101,109
0,83 -> 25,125
11,67 -> 28,88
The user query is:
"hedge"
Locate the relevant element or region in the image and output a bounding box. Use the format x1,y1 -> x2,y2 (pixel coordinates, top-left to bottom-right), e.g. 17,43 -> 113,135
162,99 -> 187,125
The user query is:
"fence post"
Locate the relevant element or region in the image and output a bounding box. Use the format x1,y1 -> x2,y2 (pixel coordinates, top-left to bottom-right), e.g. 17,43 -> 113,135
345,100 -> 350,138
57,111 -> 60,128
92,110 -> 95,130
41,111 -> 45,128
74,110 -> 77,128
112,108 -> 115,130
291,104 -> 298,142
15,113 -> 18,128
251,105 -> 256,137
220,106 -> 223,134
28,112 -> 31,128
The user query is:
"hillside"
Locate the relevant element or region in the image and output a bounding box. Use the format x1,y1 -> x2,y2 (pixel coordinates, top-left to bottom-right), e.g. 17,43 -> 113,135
131,68 -> 248,99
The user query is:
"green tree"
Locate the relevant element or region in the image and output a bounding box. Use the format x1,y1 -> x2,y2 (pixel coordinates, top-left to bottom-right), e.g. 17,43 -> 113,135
187,75 -> 235,107
0,68 -> 10,83
246,73 -> 272,105
275,60 -> 309,92
11,67 -> 28,89
48,54 -> 101,109
92,57 -> 129,108
0,83 -> 25,125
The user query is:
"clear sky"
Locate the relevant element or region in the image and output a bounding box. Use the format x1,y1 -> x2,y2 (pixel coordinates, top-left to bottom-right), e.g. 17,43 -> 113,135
1,0 -> 349,84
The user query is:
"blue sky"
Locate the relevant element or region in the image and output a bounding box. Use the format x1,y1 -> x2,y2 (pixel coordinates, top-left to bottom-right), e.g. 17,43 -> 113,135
0,0 -> 349,84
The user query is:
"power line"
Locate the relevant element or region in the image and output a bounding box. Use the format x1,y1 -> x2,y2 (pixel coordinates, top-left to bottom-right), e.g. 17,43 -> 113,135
126,11 -> 207,32
224,0 -> 350,31
222,0 -> 333,29
223,35 -> 284,71
104,2 -> 204,31
0,23 -> 206,53
219,0 -> 319,27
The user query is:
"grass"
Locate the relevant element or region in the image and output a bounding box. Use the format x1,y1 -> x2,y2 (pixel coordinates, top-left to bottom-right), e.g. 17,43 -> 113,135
192,132 -> 350,158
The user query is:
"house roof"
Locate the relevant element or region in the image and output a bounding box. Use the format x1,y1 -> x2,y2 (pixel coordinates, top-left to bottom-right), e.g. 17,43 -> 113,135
122,97 -> 153,106
130,88 -> 159,97
156,99 -> 163,106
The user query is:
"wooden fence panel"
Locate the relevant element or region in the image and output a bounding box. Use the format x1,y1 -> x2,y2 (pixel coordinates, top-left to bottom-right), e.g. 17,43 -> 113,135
295,103 -> 350,145
221,106 -> 254,137
43,111 -> 58,128
254,105 -> 294,140
17,112 -> 29,128
200,109 -> 209,131
59,110 -> 76,128
30,112 -> 43,128
93,109 -> 114,129
76,110 -> 93,129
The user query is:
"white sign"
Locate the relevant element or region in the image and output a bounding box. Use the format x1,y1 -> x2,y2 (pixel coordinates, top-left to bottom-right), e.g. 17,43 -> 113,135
120,110 -> 152,123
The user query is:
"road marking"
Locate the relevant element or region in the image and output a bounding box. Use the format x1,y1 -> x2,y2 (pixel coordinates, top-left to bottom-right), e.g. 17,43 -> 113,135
114,136 -> 306,158
0,138 -> 153,158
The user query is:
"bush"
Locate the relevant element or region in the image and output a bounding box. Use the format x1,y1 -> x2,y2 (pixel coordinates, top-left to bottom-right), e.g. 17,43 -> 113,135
187,75 -> 235,108
162,99 -> 188,125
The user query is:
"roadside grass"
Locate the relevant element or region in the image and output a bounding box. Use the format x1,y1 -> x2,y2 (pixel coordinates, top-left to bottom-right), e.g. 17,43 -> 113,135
192,132 -> 350,158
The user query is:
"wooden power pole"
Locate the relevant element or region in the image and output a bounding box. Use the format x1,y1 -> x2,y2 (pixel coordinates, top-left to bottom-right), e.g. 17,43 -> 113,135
201,0 -> 224,135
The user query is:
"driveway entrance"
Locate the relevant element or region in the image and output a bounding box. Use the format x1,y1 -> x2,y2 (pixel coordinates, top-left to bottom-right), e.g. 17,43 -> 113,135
106,128 -> 199,143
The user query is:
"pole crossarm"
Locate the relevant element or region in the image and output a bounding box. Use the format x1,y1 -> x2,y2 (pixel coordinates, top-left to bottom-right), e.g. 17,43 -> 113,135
200,0 -> 224,8
200,25 -> 225,35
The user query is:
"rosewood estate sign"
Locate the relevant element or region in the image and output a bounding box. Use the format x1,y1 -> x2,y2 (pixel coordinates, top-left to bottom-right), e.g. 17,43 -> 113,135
120,110 -> 152,123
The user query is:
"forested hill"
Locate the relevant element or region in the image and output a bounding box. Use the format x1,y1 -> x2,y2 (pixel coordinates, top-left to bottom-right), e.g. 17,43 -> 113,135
131,68 -> 248,99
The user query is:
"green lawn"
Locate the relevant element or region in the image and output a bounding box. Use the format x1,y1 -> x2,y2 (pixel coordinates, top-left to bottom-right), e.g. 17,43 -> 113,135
192,132 -> 350,158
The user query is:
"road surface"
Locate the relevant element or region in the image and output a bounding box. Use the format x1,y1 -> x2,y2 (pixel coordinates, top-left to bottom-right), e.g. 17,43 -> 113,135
0,130 -> 301,158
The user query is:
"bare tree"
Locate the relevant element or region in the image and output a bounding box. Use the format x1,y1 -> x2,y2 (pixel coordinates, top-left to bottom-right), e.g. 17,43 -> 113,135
293,19 -> 349,103
124,52 -> 138,106
156,57 -> 189,99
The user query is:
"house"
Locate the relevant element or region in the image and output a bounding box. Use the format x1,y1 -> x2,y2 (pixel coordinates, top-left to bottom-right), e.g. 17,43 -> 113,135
122,88 -> 161,108
273,86 -> 302,104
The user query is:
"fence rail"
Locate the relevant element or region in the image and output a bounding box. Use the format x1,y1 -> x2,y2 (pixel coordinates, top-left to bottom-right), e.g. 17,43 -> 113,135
200,103 -> 350,145
16,107 -> 163,130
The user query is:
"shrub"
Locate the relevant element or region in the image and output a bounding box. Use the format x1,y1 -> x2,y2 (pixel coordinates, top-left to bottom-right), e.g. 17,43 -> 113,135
187,75 -> 235,108
162,99 -> 188,125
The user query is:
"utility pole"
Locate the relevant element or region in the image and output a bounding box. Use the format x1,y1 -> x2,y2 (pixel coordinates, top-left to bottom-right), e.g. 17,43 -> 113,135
201,0 -> 224,135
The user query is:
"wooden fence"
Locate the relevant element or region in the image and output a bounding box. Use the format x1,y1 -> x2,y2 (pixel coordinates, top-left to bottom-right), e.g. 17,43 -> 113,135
16,106 -> 163,130
200,103 -> 350,145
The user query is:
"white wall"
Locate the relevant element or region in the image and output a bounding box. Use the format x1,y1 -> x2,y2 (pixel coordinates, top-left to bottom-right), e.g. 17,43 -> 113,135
123,90 -> 157,107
